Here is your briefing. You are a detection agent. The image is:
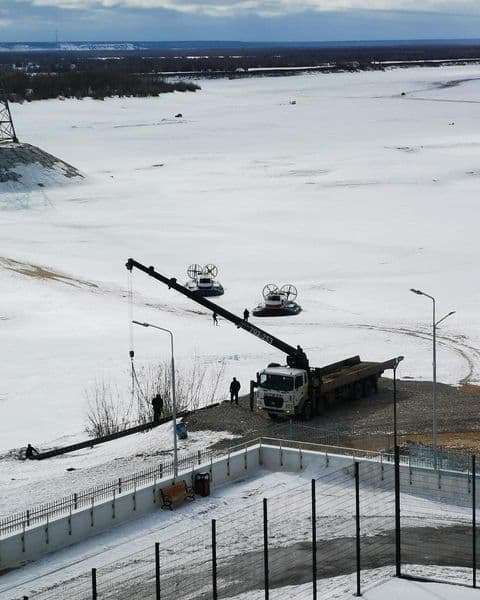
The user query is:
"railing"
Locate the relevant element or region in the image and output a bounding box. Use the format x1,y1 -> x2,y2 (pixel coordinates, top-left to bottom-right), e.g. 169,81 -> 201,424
0,447 -> 214,538
1,435 -> 474,538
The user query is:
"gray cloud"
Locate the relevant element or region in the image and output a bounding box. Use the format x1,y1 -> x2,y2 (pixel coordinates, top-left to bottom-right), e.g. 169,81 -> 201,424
3,0 -> 480,41
24,0 -> 480,18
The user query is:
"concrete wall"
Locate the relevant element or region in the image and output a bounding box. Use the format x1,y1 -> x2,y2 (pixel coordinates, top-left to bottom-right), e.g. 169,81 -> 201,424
1,442 -> 475,571
0,445 -> 260,571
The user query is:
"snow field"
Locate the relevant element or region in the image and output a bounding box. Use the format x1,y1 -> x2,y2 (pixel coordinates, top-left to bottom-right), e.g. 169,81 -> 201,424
2,66 -> 480,451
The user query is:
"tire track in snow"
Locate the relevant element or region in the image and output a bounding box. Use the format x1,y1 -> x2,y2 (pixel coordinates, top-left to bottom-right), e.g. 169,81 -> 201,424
352,324 -> 480,385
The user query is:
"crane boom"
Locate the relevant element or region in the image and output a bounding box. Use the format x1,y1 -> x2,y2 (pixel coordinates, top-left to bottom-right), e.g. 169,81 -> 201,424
126,258 -> 308,368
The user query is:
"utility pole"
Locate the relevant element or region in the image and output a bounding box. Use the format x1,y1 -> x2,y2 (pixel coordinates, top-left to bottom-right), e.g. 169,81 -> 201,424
0,77 -> 18,143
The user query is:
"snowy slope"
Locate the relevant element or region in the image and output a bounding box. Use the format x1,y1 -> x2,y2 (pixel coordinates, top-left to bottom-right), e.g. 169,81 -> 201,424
2,66 -> 480,450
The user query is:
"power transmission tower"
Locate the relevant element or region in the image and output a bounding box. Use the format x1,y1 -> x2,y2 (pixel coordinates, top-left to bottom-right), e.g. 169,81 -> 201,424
0,77 -> 18,143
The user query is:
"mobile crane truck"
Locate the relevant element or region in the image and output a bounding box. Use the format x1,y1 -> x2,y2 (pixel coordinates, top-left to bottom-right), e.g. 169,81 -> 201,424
126,259 -> 402,420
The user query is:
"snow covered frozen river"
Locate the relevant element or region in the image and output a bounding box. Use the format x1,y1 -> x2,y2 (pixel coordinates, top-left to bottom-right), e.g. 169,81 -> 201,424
2,65 -> 480,450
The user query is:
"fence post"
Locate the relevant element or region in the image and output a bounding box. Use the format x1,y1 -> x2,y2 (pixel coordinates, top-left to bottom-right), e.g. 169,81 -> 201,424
26,509 -> 30,527
45,514 -> 49,545
91,567 -> 97,600
354,462 -> 361,597
74,492 -> 78,510
155,542 -> 161,600
312,479 -> 317,600
394,446 -> 401,578
118,477 -> 122,493
473,455 -> 477,588
212,519 -> 218,600
249,379 -> 255,412
263,498 -> 269,600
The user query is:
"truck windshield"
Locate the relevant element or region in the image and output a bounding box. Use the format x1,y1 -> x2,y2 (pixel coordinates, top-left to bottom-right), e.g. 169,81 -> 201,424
259,373 -> 293,391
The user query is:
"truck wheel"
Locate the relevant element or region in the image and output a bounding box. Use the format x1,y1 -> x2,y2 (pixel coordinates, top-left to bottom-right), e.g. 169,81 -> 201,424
302,400 -> 313,421
353,382 -> 363,401
315,396 -> 327,415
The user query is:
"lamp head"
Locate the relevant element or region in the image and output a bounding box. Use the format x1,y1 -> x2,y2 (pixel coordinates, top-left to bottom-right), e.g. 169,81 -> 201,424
132,320 -> 150,328
410,288 -> 423,295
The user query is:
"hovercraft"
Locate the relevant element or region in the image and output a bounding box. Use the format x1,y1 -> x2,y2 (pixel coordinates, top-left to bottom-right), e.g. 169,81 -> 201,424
185,264 -> 224,297
252,284 -> 302,317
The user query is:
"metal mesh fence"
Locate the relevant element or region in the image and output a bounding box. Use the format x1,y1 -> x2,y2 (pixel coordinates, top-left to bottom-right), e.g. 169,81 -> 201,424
18,462 -> 396,600
399,456 -> 477,587
8,444 -> 480,599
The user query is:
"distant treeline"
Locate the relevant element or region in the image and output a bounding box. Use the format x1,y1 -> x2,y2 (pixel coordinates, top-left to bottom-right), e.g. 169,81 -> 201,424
1,43 -> 480,77
4,71 -> 200,102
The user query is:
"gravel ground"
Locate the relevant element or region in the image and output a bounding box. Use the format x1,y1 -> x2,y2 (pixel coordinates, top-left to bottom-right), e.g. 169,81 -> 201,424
188,378 -> 480,453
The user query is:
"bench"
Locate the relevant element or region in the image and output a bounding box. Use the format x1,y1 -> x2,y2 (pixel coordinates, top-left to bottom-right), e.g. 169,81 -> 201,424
160,481 -> 195,510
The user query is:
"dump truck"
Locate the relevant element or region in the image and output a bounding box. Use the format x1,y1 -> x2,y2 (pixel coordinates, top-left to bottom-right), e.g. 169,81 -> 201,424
256,355 -> 400,420
126,258 -> 402,420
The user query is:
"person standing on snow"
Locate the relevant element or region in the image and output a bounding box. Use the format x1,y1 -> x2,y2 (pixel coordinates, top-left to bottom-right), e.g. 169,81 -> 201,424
230,377 -> 241,404
151,393 -> 164,423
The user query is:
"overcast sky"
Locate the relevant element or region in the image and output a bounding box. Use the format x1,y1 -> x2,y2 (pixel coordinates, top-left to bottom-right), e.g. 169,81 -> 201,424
3,0 -> 480,42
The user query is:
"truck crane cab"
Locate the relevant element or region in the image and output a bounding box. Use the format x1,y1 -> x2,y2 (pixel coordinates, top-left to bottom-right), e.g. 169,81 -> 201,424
256,366 -> 310,419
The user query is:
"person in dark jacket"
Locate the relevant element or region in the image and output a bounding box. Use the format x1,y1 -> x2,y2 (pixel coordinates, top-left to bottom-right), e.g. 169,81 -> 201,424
152,393 -> 164,423
212,311 -> 218,326
230,377 -> 241,404
243,308 -> 250,321
25,443 -> 39,460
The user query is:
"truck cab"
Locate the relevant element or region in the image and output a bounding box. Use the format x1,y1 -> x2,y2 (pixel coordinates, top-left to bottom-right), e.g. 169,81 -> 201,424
256,365 -> 309,419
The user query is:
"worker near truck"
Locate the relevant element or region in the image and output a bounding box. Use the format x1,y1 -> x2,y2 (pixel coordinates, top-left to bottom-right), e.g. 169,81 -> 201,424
25,443 -> 39,460
230,377 -> 241,404
243,308 -> 250,321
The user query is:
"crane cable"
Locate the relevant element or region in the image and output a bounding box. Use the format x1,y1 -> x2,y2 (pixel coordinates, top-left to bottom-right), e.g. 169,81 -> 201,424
128,270 -> 147,403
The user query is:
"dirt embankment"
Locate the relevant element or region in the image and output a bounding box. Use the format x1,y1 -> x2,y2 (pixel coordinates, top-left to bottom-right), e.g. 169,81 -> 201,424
188,378 -> 480,454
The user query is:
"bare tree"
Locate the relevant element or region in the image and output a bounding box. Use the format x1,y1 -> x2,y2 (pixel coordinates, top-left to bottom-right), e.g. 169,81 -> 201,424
133,358 -> 226,422
84,358 -> 225,437
84,381 -> 133,437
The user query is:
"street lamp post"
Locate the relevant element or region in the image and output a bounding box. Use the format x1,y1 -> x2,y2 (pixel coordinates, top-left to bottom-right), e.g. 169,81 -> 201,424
132,320 -> 178,478
393,356 -> 404,451
410,289 -> 455,467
